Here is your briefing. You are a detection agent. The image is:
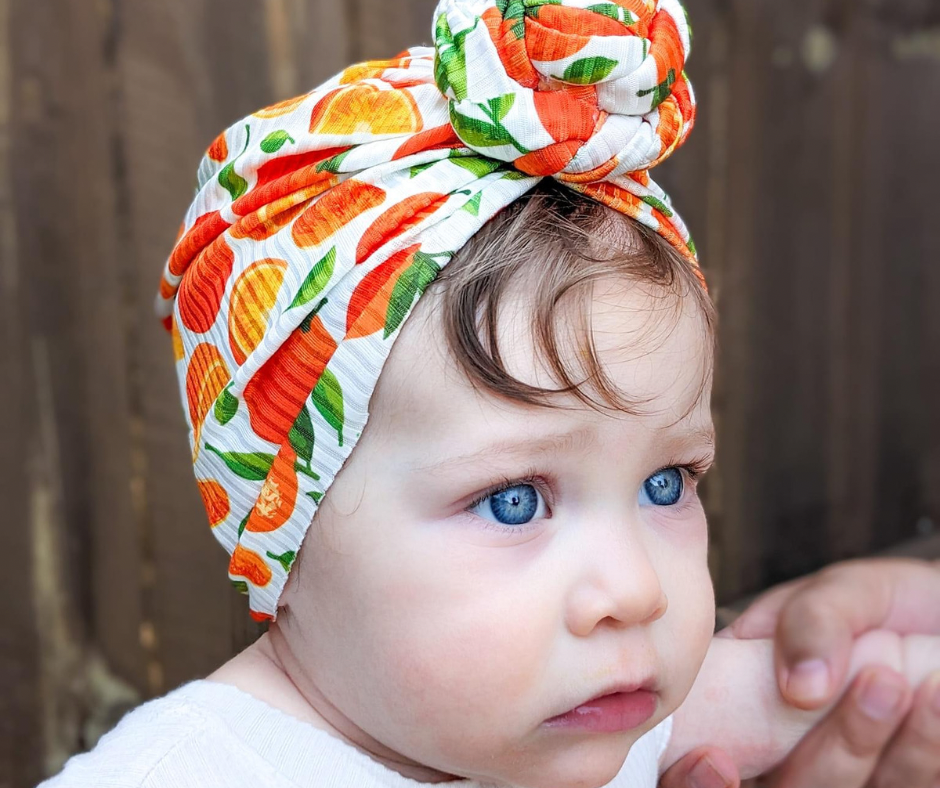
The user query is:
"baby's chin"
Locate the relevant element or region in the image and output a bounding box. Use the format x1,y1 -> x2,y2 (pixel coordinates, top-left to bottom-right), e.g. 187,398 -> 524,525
443,724 -> 650,788
496,737 -> 638,788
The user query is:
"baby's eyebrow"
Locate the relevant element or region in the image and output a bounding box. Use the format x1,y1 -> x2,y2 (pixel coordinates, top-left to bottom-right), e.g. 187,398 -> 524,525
670,425 -> 716,450
410,426 -> 597,474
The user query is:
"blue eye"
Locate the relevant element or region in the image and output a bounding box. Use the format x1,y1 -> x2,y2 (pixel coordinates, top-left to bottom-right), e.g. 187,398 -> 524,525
471,484 -> 546,527
641,468 -> 684,506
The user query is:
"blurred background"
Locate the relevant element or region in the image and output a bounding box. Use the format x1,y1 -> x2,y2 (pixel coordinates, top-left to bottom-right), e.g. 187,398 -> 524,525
2,0 -> 939,785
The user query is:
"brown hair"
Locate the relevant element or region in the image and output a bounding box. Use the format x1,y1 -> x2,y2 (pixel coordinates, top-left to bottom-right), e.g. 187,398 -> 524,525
429,179 -> 715,414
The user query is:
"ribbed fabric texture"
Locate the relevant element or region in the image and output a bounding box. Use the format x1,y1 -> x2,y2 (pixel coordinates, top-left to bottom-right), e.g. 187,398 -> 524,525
156,0 -> 700,621
39,680 -> 672,788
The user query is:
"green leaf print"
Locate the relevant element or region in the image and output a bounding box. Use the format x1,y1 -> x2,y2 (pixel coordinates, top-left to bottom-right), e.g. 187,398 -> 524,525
218,162 -> 248,201
299,297 -> 328,333
448,154 -> 502,178
231,579 -> 250,595
641,194 -> 674,218
434,14 -> 470,100
384,254 -> 441,339
237,513 -> 250,537
487,94 -> 516,123
409,162 -> 436,179
214,383 -> 239,426
288,405 -> 315,464
205,444 -> 275,481
307,490 -> 324,504
312,369 -> 345,446
586,3 -> 636,24
562,56 -> 618,85
637,69 -> 677,109
413,254 -> 441,295
384,264 -> 420,340
462,191 -> 483,216
266,550 -> 297,573
260,130 -> 295,154
449,106 -> 527,153
290,248 -> 336,309
218,124 -> 251,200
501,0 -> 525,39
316,147 -> 353,174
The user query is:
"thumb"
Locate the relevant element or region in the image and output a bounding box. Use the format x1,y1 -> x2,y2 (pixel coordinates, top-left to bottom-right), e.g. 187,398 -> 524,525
659,748 -> 741,788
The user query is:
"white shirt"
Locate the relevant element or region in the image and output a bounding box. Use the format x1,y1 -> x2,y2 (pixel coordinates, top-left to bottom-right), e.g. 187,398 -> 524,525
39,680 -> 673,788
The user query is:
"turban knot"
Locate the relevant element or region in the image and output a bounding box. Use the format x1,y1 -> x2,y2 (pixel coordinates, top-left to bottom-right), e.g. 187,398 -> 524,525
434,0 -> 695,180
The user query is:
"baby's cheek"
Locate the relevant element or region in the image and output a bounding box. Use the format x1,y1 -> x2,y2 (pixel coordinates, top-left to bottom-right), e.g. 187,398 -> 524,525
378,605 -> 549,736
657,548 -> 715,710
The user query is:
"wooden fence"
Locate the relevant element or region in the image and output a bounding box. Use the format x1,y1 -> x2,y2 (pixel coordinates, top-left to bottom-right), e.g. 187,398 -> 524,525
2,0 -> 938,785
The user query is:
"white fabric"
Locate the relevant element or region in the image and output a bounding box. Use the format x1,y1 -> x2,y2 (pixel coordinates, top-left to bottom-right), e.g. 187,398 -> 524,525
39,680 -> 673,788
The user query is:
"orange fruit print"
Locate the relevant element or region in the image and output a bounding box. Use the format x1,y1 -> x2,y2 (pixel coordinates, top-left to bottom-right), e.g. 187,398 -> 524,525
245,443 -> 298,533
309,84 -> 424,136
185,342 -> 231,462
291,180 -> 386,249
231,148 -> 346,219
252,94 -> 309,119
649,8 -> 683,84
346,243 -> 433,340
197,479 -> 230,527
176,237 -> 235,334
228,258 -> 288,365
243,311 -> 337,445
168,211 -> 232,279
229,544 -> 273,587
207,131 -> 228,162
355,192 -> 449,264
170,316 -> 185,362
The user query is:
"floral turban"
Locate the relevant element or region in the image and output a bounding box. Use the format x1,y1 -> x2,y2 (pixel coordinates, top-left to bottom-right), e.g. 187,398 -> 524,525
156,0 -> 698,621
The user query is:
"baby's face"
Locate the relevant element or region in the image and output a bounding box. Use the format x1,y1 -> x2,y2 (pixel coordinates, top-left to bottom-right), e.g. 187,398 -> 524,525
278,276 -> 716,788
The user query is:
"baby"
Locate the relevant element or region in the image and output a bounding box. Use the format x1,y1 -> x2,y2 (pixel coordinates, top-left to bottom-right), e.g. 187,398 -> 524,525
43,1 -> 940,787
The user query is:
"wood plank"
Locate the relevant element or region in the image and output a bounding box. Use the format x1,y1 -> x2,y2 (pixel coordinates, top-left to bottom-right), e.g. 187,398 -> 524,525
6,0 -> 148,778
0,0 -> 43,780
356,0 -> 435,61
874,5 -> 940,550
45,0 -> 146,696
822,6 -> 886,563
120,0 -> 347,688
289,0 -> 352,89
700,0 -> 771,601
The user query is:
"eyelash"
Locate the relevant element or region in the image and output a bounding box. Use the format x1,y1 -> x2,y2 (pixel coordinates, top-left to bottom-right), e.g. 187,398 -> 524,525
466,469 -> 547,513
464,469 -> 549,534
464,457 -> 713,533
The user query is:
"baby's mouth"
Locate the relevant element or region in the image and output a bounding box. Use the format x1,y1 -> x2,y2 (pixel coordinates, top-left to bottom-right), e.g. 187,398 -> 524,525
542,681 -> 658,734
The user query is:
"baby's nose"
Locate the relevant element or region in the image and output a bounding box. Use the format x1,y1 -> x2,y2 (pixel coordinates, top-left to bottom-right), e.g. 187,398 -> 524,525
564,533 -> 668,637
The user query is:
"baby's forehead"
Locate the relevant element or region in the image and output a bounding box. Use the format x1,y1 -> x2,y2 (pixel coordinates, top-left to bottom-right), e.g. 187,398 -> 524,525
371,273 -> 713,444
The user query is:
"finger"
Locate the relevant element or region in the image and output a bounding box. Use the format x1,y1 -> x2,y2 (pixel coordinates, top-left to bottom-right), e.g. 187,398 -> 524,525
658,747 -> 741,788
773,563 -> 897,708
723,576 -> 811,640
869,672 -> 940,788
765,667 -> 911,788
774,560 -> 940,708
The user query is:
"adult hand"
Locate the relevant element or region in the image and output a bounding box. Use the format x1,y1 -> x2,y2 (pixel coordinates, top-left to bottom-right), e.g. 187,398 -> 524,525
659,558 -> 940,788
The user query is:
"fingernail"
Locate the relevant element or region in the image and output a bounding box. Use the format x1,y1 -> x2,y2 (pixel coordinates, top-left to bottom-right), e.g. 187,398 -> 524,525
860,675 -> 905,721
688,756 -> 731,788
787,659 -> 830,703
